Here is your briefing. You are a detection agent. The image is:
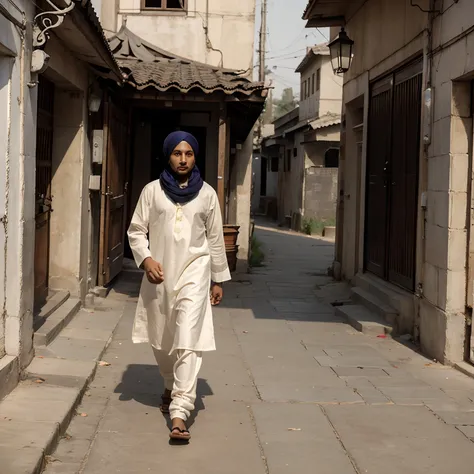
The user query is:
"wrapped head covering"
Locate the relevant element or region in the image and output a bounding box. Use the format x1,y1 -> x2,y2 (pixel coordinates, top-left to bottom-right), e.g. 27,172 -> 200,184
160,131 -> 204,204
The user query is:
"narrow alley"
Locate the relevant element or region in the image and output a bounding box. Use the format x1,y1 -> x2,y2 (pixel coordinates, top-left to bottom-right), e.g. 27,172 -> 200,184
38,222 -> 474,474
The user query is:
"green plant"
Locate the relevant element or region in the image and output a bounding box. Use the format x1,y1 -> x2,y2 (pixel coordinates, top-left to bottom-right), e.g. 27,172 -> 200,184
249,236 -> 265,267
301,217 -> 336,236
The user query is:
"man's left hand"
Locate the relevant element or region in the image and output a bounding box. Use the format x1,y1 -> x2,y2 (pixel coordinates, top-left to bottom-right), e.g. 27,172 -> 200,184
210,283 -> 223,306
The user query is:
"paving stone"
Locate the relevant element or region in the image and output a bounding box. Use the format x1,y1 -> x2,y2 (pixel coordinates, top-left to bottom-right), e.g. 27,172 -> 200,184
47,337 -> 107,362
0,445 -> 45,474
368,375 -> 429,388
377,386 -> 450,404
325,405 -> 474,474
314,355 -> 391,368
0,420 -> 58,450
43,461 -> 82,474
252,403 -> 356,474
332,367 -> 388,377
435,411 -> 474,426
257,385 -> 364,404
457,425 -> 474,438
28,357 -> 96,380
53,438 -> 92,463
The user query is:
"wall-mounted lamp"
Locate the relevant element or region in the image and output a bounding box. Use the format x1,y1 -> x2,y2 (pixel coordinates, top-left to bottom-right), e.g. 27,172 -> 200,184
88,81 -> 102,113
328,28 -> 354,75
88,93 -> 102,113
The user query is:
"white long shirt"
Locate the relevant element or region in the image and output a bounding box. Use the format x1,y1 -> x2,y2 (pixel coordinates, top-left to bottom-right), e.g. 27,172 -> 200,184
127,180 -> 231,353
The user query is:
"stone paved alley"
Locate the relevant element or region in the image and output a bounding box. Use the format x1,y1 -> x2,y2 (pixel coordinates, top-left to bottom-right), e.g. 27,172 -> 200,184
43,222 -> 474,474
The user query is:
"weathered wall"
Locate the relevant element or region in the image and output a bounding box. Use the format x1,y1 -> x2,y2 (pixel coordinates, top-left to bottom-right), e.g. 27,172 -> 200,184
46,37 -> 90,299
304,167 -> 338,221
107,0 -> 256,72
299,55 -> 343,121
0,0 -> 37,397
336,0 -> 474,363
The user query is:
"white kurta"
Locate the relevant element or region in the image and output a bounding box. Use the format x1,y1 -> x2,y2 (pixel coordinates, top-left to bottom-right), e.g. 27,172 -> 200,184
127,180 -> 231,353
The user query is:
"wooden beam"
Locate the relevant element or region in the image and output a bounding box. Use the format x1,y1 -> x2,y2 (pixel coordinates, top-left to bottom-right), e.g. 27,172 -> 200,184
217,104 -> 227,219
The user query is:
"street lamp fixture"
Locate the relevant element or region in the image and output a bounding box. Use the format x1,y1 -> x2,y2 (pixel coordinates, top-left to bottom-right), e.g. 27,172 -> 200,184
328,28 -> 354,75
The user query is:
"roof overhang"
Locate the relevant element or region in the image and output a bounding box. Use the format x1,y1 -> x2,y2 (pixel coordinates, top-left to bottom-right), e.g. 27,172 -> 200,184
37,0 -> 123,81
303,0 -> 365,27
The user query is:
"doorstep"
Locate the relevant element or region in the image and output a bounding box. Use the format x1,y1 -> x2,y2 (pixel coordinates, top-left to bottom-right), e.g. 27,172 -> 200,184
0,291 -> 129,474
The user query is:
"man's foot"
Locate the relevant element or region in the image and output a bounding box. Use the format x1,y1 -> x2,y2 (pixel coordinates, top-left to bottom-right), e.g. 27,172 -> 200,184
160,389 -> 172,414
169,417 -> 191,441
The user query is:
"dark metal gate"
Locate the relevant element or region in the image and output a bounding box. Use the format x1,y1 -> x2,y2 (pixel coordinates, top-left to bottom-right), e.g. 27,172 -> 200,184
34,77 -> 55,308
365,59 -> 422,292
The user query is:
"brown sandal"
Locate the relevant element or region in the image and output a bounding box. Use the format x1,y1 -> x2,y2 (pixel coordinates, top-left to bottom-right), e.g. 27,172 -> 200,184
169,426 -> 191,441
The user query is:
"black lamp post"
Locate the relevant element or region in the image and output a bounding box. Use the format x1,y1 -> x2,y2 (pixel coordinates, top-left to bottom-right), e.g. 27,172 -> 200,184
328,28 -> 354,74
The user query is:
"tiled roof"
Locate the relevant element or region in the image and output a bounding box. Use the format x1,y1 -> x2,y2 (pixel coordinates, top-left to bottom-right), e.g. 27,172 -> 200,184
109,26 -> 266,96
295,43 -> 329,73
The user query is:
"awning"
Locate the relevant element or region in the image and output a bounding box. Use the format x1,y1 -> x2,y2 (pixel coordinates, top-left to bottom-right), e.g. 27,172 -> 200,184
40,0 -> 123,81
303,0 -> 365,27
109,26 -> 267,97
304,113 -> 341,142
309,113 -> 341,130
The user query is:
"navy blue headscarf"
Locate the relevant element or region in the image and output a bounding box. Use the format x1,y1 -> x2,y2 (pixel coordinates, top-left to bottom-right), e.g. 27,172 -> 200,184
160,131 -> 204,204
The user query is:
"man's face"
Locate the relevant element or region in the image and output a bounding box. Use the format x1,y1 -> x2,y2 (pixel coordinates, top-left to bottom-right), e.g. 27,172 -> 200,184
169,141 -> 196,176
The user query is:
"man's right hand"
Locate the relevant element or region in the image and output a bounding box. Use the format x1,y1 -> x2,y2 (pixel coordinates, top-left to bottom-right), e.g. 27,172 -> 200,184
142,258 -> 164,285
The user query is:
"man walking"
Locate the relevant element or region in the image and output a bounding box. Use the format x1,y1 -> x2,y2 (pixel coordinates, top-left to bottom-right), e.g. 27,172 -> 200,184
127,131 -> 230,441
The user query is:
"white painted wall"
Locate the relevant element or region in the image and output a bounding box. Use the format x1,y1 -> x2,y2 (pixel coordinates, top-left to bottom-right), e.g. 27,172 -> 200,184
0,0 -> 37,396
103,0 -> 256,72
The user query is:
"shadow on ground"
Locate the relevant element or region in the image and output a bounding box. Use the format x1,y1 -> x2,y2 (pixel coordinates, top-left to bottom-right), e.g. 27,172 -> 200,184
114,364 -> 213,429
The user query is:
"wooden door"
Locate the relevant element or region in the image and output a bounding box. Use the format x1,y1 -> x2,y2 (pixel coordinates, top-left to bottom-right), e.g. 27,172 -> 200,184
34,77 -> 55,308
99,94 -> 129,286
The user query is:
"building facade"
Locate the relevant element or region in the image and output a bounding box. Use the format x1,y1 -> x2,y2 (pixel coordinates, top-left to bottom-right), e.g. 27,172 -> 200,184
304,0 -> 474,365
260,44 -> 342,229
99,0 -> 261,269
0,0 -> 125,399
0,0 -> 37,398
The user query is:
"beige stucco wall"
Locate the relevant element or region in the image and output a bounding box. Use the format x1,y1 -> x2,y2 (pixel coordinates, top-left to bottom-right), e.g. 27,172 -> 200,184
299,55 -> 343,121
45,38 -> 92,301
101,0 -> 255,72
334,0 -> 474,363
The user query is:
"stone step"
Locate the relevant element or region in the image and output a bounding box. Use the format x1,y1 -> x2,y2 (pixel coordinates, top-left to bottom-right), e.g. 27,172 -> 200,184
34,291 -> 71,331
335,304 -> 393,336
351,286 -> 398,325
34,297 -> 81,347
0,290 -> 127,474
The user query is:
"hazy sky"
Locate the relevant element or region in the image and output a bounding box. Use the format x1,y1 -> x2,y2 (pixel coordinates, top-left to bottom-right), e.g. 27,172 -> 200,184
254,0 -> 329,99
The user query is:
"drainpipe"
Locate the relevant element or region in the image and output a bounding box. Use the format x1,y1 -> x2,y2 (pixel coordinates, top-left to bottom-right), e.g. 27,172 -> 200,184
414,4 -> 434,343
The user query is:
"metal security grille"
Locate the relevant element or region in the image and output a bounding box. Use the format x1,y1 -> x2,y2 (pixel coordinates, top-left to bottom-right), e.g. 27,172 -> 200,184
365,59 -> 422,292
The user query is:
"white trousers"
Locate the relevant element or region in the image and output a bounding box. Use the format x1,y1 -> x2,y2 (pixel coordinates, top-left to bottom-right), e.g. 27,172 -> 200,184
153,347 -> 202,421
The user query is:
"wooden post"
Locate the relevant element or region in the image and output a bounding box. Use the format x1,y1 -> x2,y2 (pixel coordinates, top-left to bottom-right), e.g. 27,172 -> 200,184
217,104 -> 227,220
